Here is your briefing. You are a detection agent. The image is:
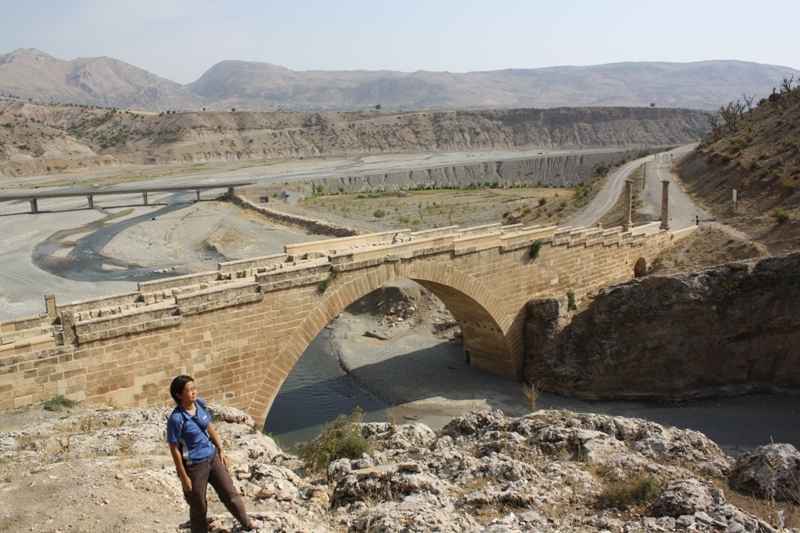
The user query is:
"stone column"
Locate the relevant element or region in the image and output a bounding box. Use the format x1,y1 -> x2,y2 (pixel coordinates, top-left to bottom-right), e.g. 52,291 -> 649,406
660,180 -> 670,230
143,192 -> 149,205
30,198 -> 38,214
87,195 -> 94,209
228,187 -> 235,199
195,189 -> 201,202
623,179 -> 633,231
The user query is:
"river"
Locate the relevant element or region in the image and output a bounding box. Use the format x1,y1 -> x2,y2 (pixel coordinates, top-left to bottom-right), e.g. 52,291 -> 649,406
264,325 -> 800,458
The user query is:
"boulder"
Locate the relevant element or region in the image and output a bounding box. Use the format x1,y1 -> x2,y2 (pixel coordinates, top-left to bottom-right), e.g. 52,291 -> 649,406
730,443 -> 800,501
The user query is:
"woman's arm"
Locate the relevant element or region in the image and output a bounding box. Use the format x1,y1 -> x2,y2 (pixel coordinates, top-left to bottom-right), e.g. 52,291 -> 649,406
169,442 -> 192,492
207,422 -> 228,467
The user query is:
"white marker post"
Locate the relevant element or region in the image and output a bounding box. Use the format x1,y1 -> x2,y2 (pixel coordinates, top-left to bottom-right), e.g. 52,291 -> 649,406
732,188 -> 738,211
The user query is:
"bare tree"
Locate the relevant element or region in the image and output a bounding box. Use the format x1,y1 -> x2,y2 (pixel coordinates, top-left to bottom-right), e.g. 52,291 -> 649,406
742,93 -> 755,113
718,100 -> 744,132
705,112 -> 722,140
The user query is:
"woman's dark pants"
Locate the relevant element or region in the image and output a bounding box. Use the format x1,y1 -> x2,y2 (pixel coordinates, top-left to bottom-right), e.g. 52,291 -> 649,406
183,450 -> 250,533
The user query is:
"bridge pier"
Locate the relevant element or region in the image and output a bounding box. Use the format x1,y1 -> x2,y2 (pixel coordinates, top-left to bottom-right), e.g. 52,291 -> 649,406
195,189 -> 201,202
143,192 -> 148,206
87,195 -> 94,209
29,198 -> 38,213
228,187 -> 235,199
660,180 -> 670,230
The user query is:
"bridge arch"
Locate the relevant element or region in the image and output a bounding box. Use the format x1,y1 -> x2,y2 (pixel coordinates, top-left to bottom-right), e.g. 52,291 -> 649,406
248,260 -> 518,424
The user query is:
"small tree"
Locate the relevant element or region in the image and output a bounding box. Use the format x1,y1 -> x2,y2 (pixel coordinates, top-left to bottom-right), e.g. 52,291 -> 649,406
375,104 -> 381,110
231,108 -> 236,113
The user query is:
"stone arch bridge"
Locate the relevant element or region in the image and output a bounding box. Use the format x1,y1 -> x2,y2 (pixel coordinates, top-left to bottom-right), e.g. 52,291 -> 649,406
0,222 -> 693,426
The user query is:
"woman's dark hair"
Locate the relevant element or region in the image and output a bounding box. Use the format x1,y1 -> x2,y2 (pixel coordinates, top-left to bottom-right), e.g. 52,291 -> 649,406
170,375 -> 194,404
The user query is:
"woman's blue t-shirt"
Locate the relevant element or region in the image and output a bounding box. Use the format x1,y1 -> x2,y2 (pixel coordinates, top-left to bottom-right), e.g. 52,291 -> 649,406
166,399 -> 216,465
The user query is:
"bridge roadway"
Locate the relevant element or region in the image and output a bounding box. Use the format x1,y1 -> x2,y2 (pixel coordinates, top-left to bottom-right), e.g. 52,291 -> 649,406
0,182 -> 253,213
0,217 -> 696,425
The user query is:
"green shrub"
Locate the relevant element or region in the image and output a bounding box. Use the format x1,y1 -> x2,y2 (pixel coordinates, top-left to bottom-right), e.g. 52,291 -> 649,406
297,408 -> 370,473
567,290 -> 577,310
43,395 -> 78,412
373,209 -> 386,218
596,470 -> 661,509
529,239 -> 543,259
538,197 -> 547,206
773,207 -> 790,223
780,176 -> 797,193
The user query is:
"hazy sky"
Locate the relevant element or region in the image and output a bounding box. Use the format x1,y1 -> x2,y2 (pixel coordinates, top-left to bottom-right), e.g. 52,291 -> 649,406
2,0 -> 799,84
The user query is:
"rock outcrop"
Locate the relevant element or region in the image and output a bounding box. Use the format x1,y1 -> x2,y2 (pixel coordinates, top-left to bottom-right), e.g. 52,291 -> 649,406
731,443 -> 800,501
0,404 -> 786,532
525,252 -> 800,400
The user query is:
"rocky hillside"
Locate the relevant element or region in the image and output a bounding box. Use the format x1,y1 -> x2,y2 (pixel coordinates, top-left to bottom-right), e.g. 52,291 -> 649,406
1,403 -> 796,532
677,81 -> 800,254
188,59 -> 800,112
2,49 -> 798,112
0,98 -> 707,177
0,48 -> 201,111
525,252 -> 800,401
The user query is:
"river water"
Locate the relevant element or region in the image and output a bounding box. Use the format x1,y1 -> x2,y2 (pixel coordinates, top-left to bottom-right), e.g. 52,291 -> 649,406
32,193 -> 193,282
264,326 -> 800,457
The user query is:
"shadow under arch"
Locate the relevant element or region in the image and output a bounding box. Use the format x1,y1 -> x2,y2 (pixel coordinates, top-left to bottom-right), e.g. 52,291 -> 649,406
634,257 -> 648,277
248,261 -> 519,425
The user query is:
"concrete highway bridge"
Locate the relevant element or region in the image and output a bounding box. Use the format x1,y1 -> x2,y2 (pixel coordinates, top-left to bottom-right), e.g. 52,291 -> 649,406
0,218 -> 694,425
0,182 -> 252,212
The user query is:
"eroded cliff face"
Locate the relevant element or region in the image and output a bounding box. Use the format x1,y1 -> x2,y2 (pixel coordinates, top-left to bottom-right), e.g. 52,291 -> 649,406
0,99 -> 707,177
525,252 -> 800,399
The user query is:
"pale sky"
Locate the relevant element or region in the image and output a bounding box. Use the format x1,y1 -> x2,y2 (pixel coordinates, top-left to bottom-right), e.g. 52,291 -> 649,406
2,0 -> 798,84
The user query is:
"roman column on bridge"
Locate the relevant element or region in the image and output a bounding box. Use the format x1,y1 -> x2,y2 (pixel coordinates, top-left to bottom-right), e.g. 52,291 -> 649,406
29,198 -> 38,213
87,195 -> 94,209
623,179 -> 633,231
143,192 -> 148,206
660,180 -> 670,230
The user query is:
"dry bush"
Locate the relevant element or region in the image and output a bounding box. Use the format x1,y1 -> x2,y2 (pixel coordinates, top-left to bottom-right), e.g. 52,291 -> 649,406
522,382 -> 542,413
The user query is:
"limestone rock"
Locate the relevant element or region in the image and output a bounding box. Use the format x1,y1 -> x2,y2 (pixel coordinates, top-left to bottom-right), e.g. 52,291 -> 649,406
730,443 -> 800,501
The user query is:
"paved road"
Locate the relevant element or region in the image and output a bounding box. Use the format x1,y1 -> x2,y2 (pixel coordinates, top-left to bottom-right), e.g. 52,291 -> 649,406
569,144 -> 700,230
639,145 -> 711,230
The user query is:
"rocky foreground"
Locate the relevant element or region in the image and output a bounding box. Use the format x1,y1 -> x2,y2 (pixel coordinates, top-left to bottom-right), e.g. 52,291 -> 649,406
1,405 -> 798,533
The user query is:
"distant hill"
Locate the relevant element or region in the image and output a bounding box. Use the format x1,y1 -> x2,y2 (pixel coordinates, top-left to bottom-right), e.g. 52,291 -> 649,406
1,49 -> 798,112
0,99 -> 708,177
0,49 -> 201,111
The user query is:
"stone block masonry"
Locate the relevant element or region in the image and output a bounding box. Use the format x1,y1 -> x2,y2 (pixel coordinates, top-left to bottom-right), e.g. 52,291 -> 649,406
0,221 -> 694,425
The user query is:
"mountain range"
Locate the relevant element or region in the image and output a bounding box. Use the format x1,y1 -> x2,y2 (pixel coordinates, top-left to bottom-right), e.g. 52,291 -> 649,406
1,48 -> 798,113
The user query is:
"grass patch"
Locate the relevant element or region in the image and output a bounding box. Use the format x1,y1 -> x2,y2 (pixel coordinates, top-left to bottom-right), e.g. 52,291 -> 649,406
297,408 -> 371,473
595,468 -> 661,509
43,395 -> 78,412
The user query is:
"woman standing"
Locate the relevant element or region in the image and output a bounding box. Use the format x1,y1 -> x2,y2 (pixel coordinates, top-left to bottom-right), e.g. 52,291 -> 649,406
167,375 -> 263,532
